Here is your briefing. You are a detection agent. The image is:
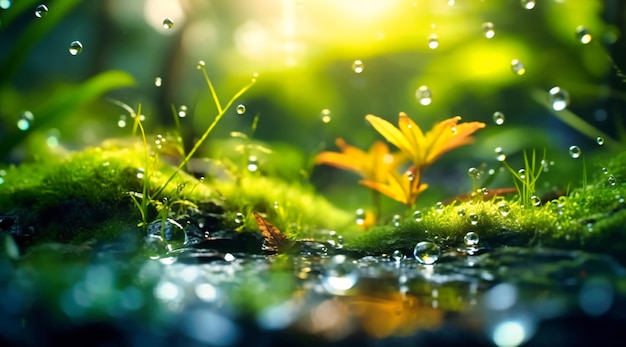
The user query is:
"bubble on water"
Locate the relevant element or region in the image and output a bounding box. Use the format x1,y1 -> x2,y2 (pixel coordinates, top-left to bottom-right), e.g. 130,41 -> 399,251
352,60 -> 364,73
413,241 -> 440,265
495,147 -> 506,162
17,111 -> 34,131
498,202 -> 510,216
247,155 -> 258,172
68,41 -> 83,56
464,232 -> 479,246
236,104 -> 246,115
511,59 -> 525,75
392,214 -> 401,227
548,86 -> 570,111
391,250 -> 404,262
568,145 -> 581,159
416,85 -> 432,106
162,18 -> 174,29
321,255 -> 358,293
518,168 -> 526,179
435,201 -> 444,213
521,0 -> 535,9
482,22 -> 495,39
178,105 -> 188,118
413,210 -> 423,222
469,212 -> 479,226
468,167 -> 481,179
154,77 -> 162,87
34,4 -> 48,18
608,175 -> 617,186
576,26 -> 592,44
492,111 -> 505,125
0,0 -> 11,10
596,136 -> 604,146
355,208 -> 366,226
531,195 -> 541,206
427,34 -> 439,49
319,109 -> 331,123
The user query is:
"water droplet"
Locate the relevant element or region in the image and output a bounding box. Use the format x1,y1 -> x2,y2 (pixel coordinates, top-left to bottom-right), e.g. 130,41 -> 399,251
511,59 -> 526,75
495,147 -> 506,162
0,169 -> 6,185
427,34 -> 439,49
608,175 -> 617,186
548,86 -> 570,111
469,212 -> 479,225
247,155 -> 258,172
322,255 -> 358,293
178,105 -> 187,118
46,128 -> 60,147
17,111 -> 34,131
136,168 -> 145,179
234,212 -> 245,225
468,167 -> 481,179
416,85 -> 432,106
413,241 -> 440,265
413,210 -> 423,222
405,170 -> 415,182
435,201 -> 444,213
391,250 -> 404,262
457,208 -> 466,217
596,136 -> 604,146
481,187 -> 489,195
355,208 -> 366,226
576,26 -> 592,44
521,0 -> 535,9
162,18 -> 174,29
236,104 -> 246,115
464,232 -> 479,246
68,41 -> 83,56
154,77 -> 162,87
601,167 -> 609,175
568,145 -> 581,159
492,111 -> 505,125
116,115 -> 127,128
0,0 -> 11,10
498,202 -> 510,216
34,4 -> 48,18
319,109 -> 331,123
531,195 -> 541,206
326,230 -> 344,249
196,60 -> 205,69
392,214 -> 401,227
351,60 -> 364,73
155,134 -> 166,149
482,22 -> 495,39
518,168 -> 526,179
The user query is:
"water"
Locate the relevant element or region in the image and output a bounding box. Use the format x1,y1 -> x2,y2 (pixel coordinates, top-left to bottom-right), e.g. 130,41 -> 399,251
492,111 -> 505,125
319,109 -> 331,123
68,41 -> 83,56
520,0 -> 535,10
511,59 -> 525,75
427,34 -> 439,49
178,105 -> 188,118
482,22 -> 495,39
416,85 -> 432,106
162,18 -> 174,29
548,86 -> 570,111
596,136 -> 604,146
413,241 -> 440,264
17,111 -> 34,131
576,26 -> 592,44
413,210 -> 423,222
155,77 -> 162,87
34,4 -> 48,18
351,60 -> 364,73
236,104 -> 246,115
464,231 -> 480,246
568,145 -> 581,159
495,147 -> 506,161
498,202 -> 510,216
468,167 -> 481,179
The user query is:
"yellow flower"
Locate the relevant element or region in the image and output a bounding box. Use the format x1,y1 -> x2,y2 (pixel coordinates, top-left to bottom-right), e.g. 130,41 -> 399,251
359,168 -> 428,206
314,138 -> 406,184
365,113 -> 486,169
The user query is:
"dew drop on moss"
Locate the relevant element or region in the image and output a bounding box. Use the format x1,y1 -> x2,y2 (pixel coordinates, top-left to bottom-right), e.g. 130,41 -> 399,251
511,59 -> 526,75
413,210 -> 423,222
498,202 -> 510,216
435,201 -> 444,213
457,207 -> 466,217
319,109 -> 331,123
416,85 -> 432,106
236,104 -> 246,115
521,0 -> 535,9
351,60 -> 364,73
427,34 -> 439,49
548,86 -> 570,111
413,241 -> 440,265
492,111 -> 505,125
576,26 -> 592,44
17,111 -> 34,131
234,212 -> 245,225
469,213 -> 479,225
531,195 -> 541,206
464,232 -> 479,246
482,22 -> 495,39
68,41 -> 83,56
568,145 -> 581,159
392,214 -> 401,227
596,136 -> 604,146
34,4 -> 48,18
162,18 -> 174,29
608,175 -> 617,186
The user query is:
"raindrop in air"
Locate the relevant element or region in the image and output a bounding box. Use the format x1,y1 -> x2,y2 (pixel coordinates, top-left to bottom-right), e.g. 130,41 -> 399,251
392,214 -> 401,227
548,86 -> 570,111
531,195 -> 541,206
495,147 -> 506,161
247,155 -> 258,172
162,18 -> 174,29
464,232 -> 479,246
178,105 -> 187,118
68,41 -> 83,56
596,136 -> 604,146
413,210 -> 423,222
236,104 -> 246,115
321,255 -> 358,293
468,167 -> 481,179
511,59 -> 525,75
34,4 -> 48,18
498,202 -> 510,216
576,26 -> 592,44
568,145 -> 581,159
427,34 -> 439,49
492,111 -> 505,125
482,22 -> 495,39
117,115 -> 127,128
352,60 -> 364,73
413,241 -> 440,265
416,85 -> 432,106
319,109 -> 331,123
196,60 -> 205,70
17,111 -> 34,131
521,0 -> 535,9
154,77 -> 162,87
355,208 -> 366,226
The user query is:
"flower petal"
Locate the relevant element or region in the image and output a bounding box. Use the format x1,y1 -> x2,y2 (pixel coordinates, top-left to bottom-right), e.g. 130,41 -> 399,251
365,114 -> 414,156
314,151 -> 366,177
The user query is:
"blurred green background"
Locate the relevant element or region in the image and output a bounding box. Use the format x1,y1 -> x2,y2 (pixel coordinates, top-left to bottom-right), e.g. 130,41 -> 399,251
1,0 -> 624,214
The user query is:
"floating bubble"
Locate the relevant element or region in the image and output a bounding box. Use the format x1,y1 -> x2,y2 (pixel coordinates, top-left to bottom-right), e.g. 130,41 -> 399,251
319,109 -> 331,123
236,104 -> 246,115
234,212 -> 245,225
568,145 -> 581,159
154,77 -> 162,87
576,26 -> 592,44
416,85 -> 432,106
247,155 -> 258,172
469,212 -> 479,225
468,167 -> 481,179
392,214 -> 401,227
464,231 -> 479,246
601,167 -> 609,175
427,34 -> 439,49
351,60 -> 364,73
531,195 -> 541,206
0,0 -> 11,10
196,60 -> 205,70
596,136 -> 604,146
435,201 -> 444,213
518,168 -> 526,179
68,41 -> 83,56
355,208 -> 366,226
34,4 -> 48,18
413,241 -> 440,265
492,111 -> 505,125
498,202 -> 510,216
548,86 -> 570,111
178,105 -> 187,118
608,175 -> 617,186
511,59 -> 525,75
321,255 -> 358,293
521,0 -> 535,9
17,111 -> 34,131
482,22 -> 495,39
162,18 -> 174,29
136,168 -> 145,179
495,147 -> 506,162
413,210 -> 423,222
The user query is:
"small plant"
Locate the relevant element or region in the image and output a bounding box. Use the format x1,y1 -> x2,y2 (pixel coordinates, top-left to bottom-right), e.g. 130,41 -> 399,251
501,148 -> 546,208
